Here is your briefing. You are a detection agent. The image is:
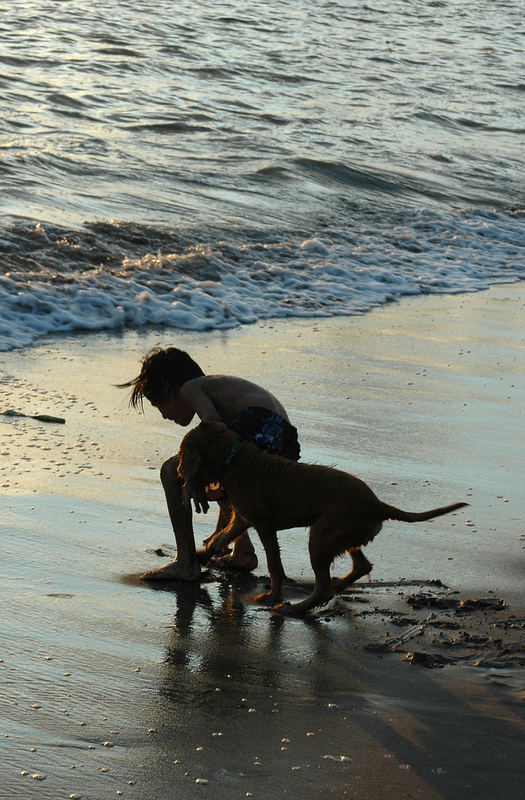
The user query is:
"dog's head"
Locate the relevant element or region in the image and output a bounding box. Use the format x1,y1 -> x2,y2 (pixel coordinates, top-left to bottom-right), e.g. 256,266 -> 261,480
177,420 -> 237,486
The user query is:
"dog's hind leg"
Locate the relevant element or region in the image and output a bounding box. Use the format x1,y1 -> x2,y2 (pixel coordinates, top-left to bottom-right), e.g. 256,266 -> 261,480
331,548 -> 373,592
252,525 -> 286,605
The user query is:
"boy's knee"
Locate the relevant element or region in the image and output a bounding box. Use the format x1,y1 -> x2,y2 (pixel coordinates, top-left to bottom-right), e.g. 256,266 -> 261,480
160,455 -> 180,487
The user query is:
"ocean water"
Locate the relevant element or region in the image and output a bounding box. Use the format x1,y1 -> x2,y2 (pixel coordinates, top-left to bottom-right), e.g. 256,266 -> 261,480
1,0 -> 524,351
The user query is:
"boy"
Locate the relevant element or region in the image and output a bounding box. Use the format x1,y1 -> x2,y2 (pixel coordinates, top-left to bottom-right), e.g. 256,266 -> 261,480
121,347 -> 301,582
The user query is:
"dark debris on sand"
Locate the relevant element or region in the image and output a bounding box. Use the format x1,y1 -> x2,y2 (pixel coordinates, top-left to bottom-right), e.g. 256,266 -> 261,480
325,580 -> 525,679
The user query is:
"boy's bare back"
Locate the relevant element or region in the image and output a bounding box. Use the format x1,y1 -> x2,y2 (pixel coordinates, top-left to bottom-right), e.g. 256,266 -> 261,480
180,375 -> 289,425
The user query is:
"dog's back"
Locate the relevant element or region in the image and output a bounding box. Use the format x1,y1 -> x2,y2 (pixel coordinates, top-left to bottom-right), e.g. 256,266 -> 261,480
218,439 -> 384,531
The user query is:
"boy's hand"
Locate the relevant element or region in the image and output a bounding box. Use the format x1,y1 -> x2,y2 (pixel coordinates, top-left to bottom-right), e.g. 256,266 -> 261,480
182,481 -> 209,514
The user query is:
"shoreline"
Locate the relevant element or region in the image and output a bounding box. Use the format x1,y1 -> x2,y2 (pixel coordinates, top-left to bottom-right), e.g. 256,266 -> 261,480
1,283 -> 524,799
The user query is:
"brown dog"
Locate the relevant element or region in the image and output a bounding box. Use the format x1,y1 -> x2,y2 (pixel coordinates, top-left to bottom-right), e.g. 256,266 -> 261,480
177,421 -> 467,615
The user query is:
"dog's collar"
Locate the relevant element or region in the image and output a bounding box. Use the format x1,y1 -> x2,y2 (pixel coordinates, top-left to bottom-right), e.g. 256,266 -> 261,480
222,440 -> 240,472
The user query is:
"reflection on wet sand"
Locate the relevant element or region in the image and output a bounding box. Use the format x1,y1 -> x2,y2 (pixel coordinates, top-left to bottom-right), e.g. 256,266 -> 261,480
134,573 -> 525,800
139,573 -> 359,797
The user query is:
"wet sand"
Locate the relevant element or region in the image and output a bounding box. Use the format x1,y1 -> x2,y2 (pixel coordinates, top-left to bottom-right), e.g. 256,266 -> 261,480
1,283 -> 524,799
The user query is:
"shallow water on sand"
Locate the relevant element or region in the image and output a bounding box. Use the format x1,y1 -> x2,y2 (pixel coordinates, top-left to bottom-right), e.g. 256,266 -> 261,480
2,492 -> 524,799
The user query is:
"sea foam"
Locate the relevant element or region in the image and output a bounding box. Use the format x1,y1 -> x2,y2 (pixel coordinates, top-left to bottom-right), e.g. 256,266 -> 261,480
1,208 -> 523,351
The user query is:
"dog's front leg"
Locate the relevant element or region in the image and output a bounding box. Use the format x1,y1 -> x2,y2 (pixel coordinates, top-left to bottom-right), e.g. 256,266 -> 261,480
204,509 -> 248,557
252,526 -> 285,605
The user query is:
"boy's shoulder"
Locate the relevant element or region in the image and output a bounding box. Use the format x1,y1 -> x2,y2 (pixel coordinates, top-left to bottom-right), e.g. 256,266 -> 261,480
184,374 -> 245,388
181,374 -> 268,399
183,374 -> 225,388
180,374 -> 232,395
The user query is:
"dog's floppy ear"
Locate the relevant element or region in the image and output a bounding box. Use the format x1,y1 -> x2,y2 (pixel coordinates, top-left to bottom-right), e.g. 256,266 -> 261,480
177,447 -> 209,514
177,447 -> 201,483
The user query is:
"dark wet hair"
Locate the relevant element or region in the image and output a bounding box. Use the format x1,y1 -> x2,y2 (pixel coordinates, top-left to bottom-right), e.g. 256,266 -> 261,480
118,347 -> 205,410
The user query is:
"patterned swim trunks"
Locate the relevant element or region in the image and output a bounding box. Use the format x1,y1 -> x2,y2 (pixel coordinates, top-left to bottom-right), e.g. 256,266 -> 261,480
228,406 -> 301,462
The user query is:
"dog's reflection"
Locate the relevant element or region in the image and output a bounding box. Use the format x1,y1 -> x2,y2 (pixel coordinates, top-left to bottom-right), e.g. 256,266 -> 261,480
158,572 -> 341,712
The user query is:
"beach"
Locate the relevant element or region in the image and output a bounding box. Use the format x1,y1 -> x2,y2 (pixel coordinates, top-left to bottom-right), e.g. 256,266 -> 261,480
1,283 -> 524,799
2,1 -> 524,796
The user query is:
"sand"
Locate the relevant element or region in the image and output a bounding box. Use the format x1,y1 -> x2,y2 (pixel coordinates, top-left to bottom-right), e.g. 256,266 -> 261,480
1,283 -> 524,799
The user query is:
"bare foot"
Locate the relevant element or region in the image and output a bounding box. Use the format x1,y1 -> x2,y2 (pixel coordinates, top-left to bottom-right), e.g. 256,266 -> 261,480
140,560 -> 201,582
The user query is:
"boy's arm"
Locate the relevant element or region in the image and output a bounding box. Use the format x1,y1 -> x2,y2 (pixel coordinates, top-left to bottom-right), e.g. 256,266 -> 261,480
179,379 -> 223,422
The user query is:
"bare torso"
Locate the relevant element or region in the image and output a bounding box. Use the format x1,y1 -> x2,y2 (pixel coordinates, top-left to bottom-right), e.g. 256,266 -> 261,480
179,375 -> 289,425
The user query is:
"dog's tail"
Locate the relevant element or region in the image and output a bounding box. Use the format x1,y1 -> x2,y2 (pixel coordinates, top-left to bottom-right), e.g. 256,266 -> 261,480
381,501 -> 468,523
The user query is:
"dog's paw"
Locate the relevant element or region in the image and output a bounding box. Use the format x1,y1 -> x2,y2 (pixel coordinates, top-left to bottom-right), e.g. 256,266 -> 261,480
207,535 -> 230,556
272,601 -> 295,615
253,591 -> 275,605
196,548 -> 213,565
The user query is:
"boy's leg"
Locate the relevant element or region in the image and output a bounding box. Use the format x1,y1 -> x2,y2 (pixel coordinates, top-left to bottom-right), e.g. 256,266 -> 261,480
141,455 -> 201,582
